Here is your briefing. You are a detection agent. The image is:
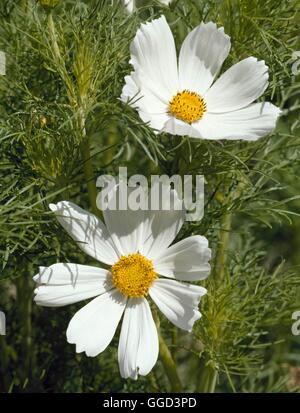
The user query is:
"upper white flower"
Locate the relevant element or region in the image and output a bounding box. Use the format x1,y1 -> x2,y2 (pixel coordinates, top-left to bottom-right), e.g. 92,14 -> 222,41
33,186 -> 211,379
121,16 -> 281,141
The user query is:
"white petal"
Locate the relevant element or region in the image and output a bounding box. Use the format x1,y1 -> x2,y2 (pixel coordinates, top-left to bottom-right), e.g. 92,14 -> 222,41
33,263 -> 107,285
121,73 -> 138,103
179,22 -> 231,94
205,57 -> 269,112
124,0 -> 134,13
33,263 -> 111,307
103,184 -> 185,260
154,235 -> 211,281
102,185 -> 148,256
118,298 -> 159,379
138,109 -> 170,132
121,72 -> 169,132
49,201 -> 118,265
163,116 -> 201,138
150,279 -> 207,331
67,290 -> 126,357
192,102 -> 281,141
128,16 -> 178,101
140,186 -> 185,260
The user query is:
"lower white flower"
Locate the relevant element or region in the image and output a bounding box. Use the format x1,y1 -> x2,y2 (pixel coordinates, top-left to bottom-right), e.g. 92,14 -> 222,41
33,188 -> 211,379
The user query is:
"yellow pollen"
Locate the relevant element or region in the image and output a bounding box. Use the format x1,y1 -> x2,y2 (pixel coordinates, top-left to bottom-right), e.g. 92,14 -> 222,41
169,90 -> 206,124
111,253 -> 157,298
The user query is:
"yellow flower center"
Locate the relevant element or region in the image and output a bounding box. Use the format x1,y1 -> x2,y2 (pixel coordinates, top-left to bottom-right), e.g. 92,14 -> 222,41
111,253 -> 157,298
169,90 -> 206,124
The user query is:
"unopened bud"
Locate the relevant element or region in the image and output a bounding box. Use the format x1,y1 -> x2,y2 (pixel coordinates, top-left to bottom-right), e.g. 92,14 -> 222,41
40,116 -> 47,128
39,0 -> 61,9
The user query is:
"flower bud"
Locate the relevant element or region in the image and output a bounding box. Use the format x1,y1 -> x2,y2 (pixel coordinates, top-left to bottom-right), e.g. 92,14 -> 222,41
39,0 -> 61,9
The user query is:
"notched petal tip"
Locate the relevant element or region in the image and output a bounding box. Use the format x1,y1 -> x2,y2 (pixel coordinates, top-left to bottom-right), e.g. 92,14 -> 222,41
198,286 -> 208,297
121,368 -> 139,380
185,310 -> 203,332
146,14 -> 167,26
33,288 -> 39,298
32,274 -> 40,283
33,266 -> 46,283
49,203 -> 57,212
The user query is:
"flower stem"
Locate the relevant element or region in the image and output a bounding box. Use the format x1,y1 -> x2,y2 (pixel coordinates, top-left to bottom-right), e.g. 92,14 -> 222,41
46,11 -> 75,104
197,355 -> 218,393
21,0 -> 28,12
102,122 -> 117,166
16,269 -> 35,386
153,310 -> 183,392
158,331 -> 183,392
0,337 -> 10,391
214,212 -> 232,282
196,204 -> 231,391
47,11 -> 61,62
47,10 -> 98,214
80,136 -> 98,216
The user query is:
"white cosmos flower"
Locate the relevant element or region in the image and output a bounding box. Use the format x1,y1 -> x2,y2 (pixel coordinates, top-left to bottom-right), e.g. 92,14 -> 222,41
121,16 -> 281,141
33,187 -> 210,379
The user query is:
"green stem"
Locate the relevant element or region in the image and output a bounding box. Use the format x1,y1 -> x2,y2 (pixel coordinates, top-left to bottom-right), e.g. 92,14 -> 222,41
197,355 -> 218,393
20,0 -> 28,12
55,175 -> 70,200
196,193 -> 231,391
148,371 -> 160,393
16,271 -> 35,386
158,332 -> 182,392
102,122 -> 117,166
80,136 -> 98,216
214,178 -> 248,283
153,310 -> 183,392
78,106 -> 99,216
0,336 -> 10,391
47,11 -> 75,104
47,10 -> 97,213
214,212 -> 232,282
171,325 -> 178,350
47,12 -> 61,62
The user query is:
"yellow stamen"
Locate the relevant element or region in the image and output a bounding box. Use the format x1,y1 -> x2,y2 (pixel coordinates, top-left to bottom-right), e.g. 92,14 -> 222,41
169,90 -> 206,124
111,253 -> 157,298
